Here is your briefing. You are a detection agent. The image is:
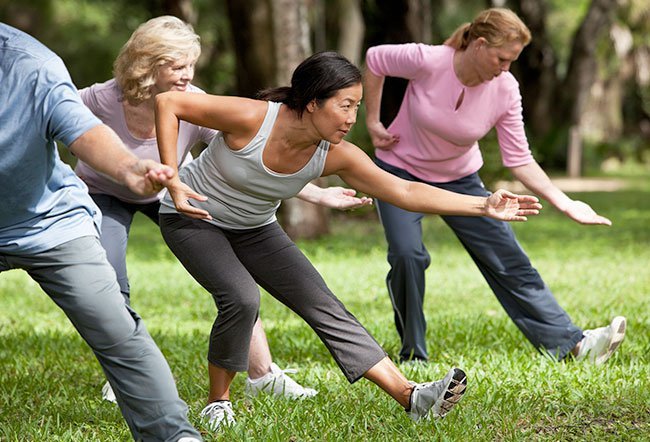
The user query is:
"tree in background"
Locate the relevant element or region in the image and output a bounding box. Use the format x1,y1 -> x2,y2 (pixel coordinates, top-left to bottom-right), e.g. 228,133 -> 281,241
2,0 -> 648,236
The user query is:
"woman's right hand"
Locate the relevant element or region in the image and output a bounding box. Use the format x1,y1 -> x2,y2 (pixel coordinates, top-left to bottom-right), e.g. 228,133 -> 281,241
367,120 -> 399,150
168,178 -> 212,220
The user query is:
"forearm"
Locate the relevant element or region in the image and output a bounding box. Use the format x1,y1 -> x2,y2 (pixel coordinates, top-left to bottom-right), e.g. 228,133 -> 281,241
154,94 -> 182,179
296,182 -> 321,204
401,182 -> 488,216
69,124 -> 138,186
363,70 -> 385,124
510,162 -> 572,211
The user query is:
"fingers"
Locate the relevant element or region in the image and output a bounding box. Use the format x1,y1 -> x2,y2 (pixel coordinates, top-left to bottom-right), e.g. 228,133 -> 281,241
580,216 -> 612,226
175,200 -> 212,220
373,138 -> 397,150
516,194 -> 540,203
518,201 -> 543,211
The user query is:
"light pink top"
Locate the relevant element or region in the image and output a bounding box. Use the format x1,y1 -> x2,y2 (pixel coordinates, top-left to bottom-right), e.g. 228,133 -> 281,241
365,44 -> 534,183
74,79 -> 217,203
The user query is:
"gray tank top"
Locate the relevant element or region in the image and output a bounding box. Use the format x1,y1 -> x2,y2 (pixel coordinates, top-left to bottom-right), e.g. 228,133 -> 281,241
160,101 -> 330,229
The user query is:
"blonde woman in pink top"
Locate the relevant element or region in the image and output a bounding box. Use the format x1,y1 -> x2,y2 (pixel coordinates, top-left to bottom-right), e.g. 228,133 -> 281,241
364,8 -> 625,365
76,16 -> 371,406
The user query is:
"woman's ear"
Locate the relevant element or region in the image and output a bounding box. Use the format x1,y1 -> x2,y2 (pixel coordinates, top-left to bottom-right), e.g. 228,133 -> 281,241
306,99 -> 317,113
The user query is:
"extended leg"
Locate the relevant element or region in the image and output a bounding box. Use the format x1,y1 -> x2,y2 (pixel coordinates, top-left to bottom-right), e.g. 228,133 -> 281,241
19,236 -> 200,441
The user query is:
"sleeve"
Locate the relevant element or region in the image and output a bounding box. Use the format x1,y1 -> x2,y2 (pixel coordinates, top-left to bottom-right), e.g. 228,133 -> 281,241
365,43 -> 428,80
77,83 -> 100,115
38,56 -> 101,147
495,79 -> 535,167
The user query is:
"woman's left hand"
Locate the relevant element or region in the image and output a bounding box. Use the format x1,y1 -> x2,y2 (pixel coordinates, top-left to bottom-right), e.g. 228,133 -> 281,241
317,187 -> 373,210
485,189 -> 542,221
563,200 -> 612,226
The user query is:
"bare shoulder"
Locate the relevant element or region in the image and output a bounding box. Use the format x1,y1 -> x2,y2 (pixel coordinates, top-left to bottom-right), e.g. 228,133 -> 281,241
324,140 -> 372,175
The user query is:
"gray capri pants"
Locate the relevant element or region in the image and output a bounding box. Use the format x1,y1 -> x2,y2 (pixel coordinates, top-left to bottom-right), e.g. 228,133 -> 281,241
0,236 -> 201,441
159,213 -> 387,383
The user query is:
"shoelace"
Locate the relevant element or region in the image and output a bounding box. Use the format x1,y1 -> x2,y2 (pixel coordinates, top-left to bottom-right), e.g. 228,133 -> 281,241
202,402 -> 234,420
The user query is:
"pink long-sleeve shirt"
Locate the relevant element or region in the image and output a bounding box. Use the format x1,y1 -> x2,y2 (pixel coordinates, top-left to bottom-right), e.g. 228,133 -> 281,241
365,43 -> 534,183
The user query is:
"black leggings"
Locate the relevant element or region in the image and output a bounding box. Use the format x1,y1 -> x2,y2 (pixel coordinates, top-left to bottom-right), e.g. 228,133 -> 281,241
159,214 -> 386,383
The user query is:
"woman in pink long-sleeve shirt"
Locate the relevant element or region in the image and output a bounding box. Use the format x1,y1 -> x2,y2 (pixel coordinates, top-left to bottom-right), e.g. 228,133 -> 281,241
363,8 -> 625,365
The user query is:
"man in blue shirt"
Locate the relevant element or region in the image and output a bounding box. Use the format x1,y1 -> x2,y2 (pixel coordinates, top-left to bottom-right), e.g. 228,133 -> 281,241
0,23 -> 201,441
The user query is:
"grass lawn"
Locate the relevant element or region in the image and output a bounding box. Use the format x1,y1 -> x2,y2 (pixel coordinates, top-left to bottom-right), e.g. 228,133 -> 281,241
1,177 -> 649,441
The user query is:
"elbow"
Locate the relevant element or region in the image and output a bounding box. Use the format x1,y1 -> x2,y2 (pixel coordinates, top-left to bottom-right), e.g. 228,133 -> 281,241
154,91 -> 179,115
154,92 -> 169,112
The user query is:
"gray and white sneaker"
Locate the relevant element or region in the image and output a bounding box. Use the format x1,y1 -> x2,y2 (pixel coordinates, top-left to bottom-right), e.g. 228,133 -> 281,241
245,363 -> 317,399
576,316 -> 626,365
101,381 -> 117,404
199,401 -> 236,431
407,367 -> 467,421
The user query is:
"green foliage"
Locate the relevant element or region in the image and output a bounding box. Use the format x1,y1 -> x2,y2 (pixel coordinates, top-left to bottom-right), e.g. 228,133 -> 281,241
1,177 -> 649,441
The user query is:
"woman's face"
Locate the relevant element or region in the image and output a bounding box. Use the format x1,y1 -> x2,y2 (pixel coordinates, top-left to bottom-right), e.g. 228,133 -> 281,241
310,82 -> 363,144
152,56 -> 196,94
473,38 -> 523,83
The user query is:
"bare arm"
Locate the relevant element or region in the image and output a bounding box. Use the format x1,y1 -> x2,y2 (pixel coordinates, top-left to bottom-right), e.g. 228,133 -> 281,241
154,91 -> 265,220
296,182 -> 373,210
69,124 -> 174,195
363,69 -> 399,150
510,162 -> 611,226
323,141 -> 541,221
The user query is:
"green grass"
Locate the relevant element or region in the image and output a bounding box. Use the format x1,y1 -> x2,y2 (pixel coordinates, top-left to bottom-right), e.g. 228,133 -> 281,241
1,179 -> 649,441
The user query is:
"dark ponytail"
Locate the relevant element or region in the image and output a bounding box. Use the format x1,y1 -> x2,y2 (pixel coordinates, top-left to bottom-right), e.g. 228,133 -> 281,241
256,51 -> 361,118
256,86 -> 294,105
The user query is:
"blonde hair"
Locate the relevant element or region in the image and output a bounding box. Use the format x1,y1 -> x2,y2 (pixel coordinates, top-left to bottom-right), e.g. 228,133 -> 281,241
444,8 -> 531,50
113,16 -> 201,104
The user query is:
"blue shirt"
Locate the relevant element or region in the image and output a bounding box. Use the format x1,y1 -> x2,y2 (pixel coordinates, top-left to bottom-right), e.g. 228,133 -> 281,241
0,23 -> 102,253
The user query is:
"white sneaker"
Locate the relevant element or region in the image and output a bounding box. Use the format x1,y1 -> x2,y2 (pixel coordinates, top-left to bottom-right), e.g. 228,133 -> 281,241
177,438 -> 202,442
245,363 -> 318,399
576,316 -> 626,365
199,401 -> 236,431
407,367 -> 467,422
101,381 -> 117,404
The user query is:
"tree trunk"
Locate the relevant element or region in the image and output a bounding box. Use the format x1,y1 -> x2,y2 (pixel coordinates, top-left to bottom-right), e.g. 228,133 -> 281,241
362,0 -> 432,125
270,0 -> 330,239
506,0 -> 559,137
337,0 -> 365,65
562,0 -> 619,125
226,0 -> 276,97
560,0 -> 619,175
161,0 -> 197,25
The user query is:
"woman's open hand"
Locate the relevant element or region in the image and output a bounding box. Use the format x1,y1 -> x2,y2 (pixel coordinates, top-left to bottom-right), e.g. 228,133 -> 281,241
168,179 -> 212,220
485,189 -> 542,221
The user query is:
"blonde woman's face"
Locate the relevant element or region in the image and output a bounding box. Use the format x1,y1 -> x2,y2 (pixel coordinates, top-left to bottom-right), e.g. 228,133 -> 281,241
152,56 -> 196,94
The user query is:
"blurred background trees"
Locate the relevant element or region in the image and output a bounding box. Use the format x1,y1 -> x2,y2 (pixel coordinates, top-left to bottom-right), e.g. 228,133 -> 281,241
2,0 -> 648,237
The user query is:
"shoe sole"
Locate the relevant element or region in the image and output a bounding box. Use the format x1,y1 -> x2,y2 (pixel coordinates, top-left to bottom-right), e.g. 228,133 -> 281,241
434,368 -> 467,418
595,316 -> 626,365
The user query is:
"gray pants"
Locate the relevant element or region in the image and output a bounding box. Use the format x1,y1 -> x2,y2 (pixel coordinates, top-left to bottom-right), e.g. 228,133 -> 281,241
160,214 -> 386,383
91,193 -> 161,304
0,236 -> 201,442
375,158 -> 583,361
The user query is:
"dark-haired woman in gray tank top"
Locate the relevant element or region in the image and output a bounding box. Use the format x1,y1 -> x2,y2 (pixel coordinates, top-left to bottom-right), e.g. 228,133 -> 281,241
155,51 -> 542,432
